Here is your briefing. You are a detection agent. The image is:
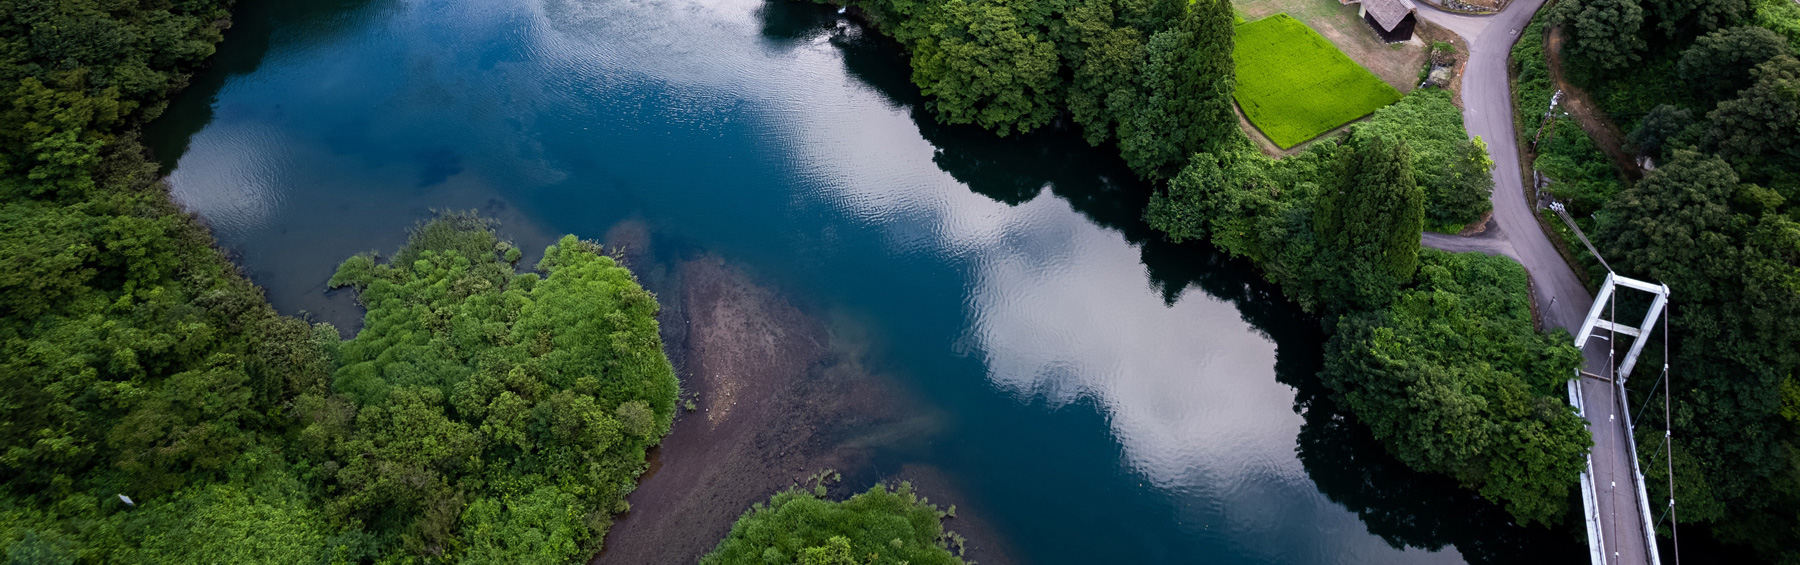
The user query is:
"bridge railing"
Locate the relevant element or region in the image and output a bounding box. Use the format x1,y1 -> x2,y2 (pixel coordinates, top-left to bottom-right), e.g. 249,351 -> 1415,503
1617,379 -> 1662,565
1570,376 -> 1607,565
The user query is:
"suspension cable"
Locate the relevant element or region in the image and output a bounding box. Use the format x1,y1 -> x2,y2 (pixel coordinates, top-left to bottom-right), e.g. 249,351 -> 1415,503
1665,300 -> 1679,564
1633,367 -> 1667,430
1609,286 -> 1621,564
1551,202 -> 1613,273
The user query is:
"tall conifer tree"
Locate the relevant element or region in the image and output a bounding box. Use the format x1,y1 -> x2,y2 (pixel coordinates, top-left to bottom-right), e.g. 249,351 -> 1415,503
1118,0 -> 1243,178
1188,0 -> 1243,156
1312,131 -> 1423,311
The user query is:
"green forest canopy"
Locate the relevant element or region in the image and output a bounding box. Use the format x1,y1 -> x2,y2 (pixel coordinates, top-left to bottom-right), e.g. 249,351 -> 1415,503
1323,250 -> 1589,526
319,214 -> 680,562
833,0 -> 1243,178
0,0 -> 334,560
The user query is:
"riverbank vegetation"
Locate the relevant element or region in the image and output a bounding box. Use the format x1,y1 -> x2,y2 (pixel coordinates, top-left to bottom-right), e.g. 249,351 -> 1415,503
1232,14 -> 1402,149
703,480 -> 966,565
1523,0 -> 1800,558
4,202 -> 680,563
1141,97 -> 1585,524
831,0 -> 1242,178
0,0 -> 325,560
1323,250 -> 1588,525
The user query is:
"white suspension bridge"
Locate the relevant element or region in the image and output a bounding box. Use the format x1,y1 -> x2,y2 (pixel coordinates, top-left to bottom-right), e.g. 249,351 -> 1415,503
1552,203 -> 1679,565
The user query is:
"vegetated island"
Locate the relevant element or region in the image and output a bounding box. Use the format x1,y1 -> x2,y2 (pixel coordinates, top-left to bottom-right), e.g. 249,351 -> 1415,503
699,474 -> 968,565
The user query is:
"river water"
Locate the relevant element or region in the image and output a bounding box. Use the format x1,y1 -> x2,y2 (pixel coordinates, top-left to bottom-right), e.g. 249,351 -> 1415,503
144,0 -> 1585,562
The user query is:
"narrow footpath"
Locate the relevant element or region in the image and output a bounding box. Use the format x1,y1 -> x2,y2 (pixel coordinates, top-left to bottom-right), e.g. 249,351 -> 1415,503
1413,2 -> 1656,564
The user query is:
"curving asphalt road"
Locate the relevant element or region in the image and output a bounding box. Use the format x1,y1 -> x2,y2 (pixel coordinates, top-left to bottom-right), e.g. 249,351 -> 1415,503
1413,2 -> 1656,563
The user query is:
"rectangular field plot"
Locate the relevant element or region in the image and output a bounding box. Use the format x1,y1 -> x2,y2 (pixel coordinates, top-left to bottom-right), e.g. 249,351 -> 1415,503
1233,14 -> 1402,148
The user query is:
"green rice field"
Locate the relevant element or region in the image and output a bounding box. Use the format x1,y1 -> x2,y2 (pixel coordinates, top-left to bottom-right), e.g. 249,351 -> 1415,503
1233,14 -> 1402,148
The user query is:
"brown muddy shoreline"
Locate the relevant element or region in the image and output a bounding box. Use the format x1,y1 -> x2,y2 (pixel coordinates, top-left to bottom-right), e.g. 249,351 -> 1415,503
592,221 -> 1006,565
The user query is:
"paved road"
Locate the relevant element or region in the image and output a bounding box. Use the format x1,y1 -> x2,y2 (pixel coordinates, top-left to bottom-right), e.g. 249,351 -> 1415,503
1414,3 -> 1656,564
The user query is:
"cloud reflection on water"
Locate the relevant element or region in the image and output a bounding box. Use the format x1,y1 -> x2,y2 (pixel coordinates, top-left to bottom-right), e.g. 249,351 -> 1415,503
736,25 -> 1449,561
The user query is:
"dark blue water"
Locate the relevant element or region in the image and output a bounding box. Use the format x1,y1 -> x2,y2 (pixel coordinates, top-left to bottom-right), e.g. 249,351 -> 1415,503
144,0 -> 1585,562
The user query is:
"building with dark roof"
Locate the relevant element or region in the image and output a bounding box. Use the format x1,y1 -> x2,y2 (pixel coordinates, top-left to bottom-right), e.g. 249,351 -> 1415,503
1342,0 -> 1418,43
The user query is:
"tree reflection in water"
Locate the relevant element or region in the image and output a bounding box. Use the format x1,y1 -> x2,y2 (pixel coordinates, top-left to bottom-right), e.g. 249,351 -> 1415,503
146,0 -> 393,170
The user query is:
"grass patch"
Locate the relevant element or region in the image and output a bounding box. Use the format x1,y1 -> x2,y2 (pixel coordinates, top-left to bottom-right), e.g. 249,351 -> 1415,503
1233,14 -> 1403,148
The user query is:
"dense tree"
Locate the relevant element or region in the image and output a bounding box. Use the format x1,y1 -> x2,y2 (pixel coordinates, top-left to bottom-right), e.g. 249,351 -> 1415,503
1706,54 -> 1800,179
0,0 -> 229,195
1322,251 -> 1589,526
1312,131 -> 1424,312
1628,104 -> 1696,160
1146,143 -> 1342,310
1117,0 -> 1241,178
1146,90 -> 1481,314
0,0 -> 353,560
1678,26 -> 1791,102
1756,0 -> 1800,48
908,0 -> 1063,135
1644,0 -> 1750,39
1554,0 -> 1647,73
118,457 -> 332,564
1594,152 -> 1743,339
1059,0 -> 1157,146
836,0 -> 1239,177
702,482 -> 965,565
1356,89 -> 1494,232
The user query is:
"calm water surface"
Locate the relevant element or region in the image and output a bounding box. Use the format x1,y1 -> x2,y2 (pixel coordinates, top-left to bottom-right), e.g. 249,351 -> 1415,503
146,0 -> 1585,562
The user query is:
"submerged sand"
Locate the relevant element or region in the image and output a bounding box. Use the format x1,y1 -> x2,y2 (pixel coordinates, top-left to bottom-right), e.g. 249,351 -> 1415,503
591,220 -> 1004,564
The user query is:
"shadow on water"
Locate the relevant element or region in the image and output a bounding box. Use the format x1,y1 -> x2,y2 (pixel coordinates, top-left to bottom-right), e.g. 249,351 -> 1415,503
144,0 -> 394,170
1286,359 -> 1591,564
759,1 -> 1590,561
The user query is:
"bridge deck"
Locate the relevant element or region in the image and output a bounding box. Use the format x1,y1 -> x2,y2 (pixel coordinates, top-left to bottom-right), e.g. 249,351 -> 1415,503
1574,355 -> 1656,565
